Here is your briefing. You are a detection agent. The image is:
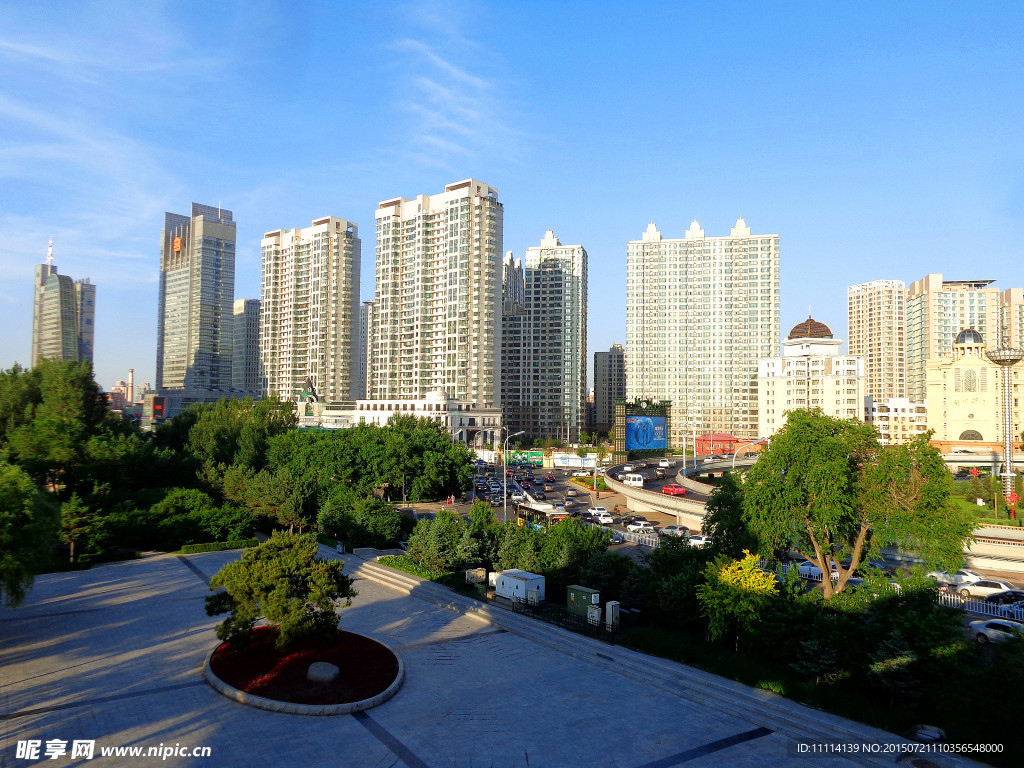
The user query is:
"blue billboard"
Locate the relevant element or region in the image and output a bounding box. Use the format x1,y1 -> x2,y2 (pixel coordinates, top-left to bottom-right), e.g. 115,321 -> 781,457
625,415 -> 667,450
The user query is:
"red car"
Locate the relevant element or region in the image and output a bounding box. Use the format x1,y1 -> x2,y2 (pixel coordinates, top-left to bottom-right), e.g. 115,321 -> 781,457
662,484 -> 687,496
545,475 -> 557,483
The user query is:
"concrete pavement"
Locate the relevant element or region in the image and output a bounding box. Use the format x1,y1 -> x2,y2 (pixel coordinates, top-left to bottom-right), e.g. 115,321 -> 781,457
1,549 -> 989,768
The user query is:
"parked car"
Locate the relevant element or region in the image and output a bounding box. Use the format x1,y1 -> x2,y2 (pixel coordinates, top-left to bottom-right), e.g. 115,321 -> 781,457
926,569 -> 981,585
592,511 -> 615,525
958,579 -> 1017,598
661,525 -> 689,537
985,589 -> 1024,606
626,520 -> 656,532
608,531 -> 625,544
854,560 -> 896,578
797,560 -> 839,580
968,618 -> 1024,644
662,484 -> 687,496
708,454 -> 725,461
686,534 -> 712,548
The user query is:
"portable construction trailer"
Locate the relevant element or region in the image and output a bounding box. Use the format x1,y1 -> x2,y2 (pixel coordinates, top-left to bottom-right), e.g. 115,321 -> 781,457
495,569 -> 545,604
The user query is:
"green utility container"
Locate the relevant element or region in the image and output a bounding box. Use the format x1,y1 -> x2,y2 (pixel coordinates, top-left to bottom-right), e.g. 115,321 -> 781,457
566,585 -> 600,617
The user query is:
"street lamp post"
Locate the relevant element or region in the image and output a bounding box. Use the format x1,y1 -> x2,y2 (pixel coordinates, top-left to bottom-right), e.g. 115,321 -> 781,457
503,429 -> 525,524
732,437 -> 768,471
987,339 -> 1024,512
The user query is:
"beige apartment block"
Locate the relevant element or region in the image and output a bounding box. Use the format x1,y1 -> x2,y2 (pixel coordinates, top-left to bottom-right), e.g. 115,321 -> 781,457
907,274 -> 1005,403
864,397 -> 928,445
370,179 -> 503,406
260,217 -> 360,402
626,218 -> 780,445
847,279 -> 906,401
757,317 -> 864,438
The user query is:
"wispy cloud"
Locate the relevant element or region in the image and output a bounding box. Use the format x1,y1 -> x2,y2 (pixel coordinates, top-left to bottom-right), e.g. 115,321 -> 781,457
387,5 -> 526,170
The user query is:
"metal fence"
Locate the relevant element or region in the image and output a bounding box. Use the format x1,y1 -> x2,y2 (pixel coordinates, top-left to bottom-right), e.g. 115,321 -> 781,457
509,597 -> 637,637
762,559 -> 1015,618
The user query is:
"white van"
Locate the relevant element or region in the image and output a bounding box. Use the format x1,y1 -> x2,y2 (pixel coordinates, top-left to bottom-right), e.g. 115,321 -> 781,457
623,473 -> 645,487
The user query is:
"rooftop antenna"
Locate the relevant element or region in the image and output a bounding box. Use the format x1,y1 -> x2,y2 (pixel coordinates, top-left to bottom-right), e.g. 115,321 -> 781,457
46,236 -> 54,266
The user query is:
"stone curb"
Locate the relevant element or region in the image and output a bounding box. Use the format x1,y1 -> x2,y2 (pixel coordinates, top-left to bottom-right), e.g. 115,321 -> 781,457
203,636 -> 405,716
346,553 -> 984,768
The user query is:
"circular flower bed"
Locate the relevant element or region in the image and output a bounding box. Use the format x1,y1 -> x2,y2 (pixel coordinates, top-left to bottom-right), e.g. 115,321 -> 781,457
208,626 -> 400,706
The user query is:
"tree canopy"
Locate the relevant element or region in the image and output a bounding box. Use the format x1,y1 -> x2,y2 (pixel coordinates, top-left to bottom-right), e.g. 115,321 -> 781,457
0,462 -> 59,605
742,409 -> 973,599
205,531 -> 355,650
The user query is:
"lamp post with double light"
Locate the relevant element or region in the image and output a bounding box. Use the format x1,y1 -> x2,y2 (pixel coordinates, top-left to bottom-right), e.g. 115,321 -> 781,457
503,429 -> 525,524
987,336 -> 1024,513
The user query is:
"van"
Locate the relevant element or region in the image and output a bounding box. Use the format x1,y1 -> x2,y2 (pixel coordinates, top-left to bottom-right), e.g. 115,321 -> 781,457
623,473 -> 645,487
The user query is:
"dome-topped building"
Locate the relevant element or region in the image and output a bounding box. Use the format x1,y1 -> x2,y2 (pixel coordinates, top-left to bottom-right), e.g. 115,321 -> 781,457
758,314 -> 864,438
787,316 -> 834,340
955,327 -> 984,345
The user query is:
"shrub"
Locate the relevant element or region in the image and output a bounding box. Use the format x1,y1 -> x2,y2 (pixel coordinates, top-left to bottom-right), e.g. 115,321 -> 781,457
180,539 -> 259,554
205,531 -> 356,650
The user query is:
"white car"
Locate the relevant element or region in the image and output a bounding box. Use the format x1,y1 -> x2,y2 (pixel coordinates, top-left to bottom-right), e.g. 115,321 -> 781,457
926,569 -> 982,586
622,464 -> 634,473
626,520 -> 656,533
957,579 -> 1016,598
658,458 -> 676,468
968,618 -> 1024,644
661,525 -> 688,537
566,489 -> 578,497
572,470 -> 591,478
592,512 -> 615,525
797,560 -> 839,580
510,492 -> 526,502
686,534 -> 712,548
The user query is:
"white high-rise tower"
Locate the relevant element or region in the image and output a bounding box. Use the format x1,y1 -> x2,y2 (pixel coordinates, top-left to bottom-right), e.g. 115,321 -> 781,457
369,179 -> 503,405
625,219 -> 780,445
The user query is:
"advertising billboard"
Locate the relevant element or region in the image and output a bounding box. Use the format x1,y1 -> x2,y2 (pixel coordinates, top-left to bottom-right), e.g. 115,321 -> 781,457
625,415 -> 667,450
506,450 -> 544,466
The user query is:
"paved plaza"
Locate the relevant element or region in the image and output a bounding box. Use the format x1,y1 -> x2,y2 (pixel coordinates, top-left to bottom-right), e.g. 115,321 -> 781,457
1,550 -> 985,768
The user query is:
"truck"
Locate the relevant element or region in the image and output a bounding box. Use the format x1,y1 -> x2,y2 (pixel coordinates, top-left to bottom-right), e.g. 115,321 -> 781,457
495,569 -> 545,604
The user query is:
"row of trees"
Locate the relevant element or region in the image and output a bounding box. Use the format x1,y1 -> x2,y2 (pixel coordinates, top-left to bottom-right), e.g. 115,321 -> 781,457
0,360 -> 473,605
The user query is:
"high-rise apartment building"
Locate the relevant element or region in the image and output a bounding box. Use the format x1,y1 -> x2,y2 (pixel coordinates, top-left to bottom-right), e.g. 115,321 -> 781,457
757,317 -> 864,437
370,179 -> 503,405
260,217 -> 360,403
500,231 -> 588,441
847,280 -> 906,401
232,298 -> 262,391
156,203 -> 236,390
907,274 -> 1003,402
31,240 -> 95,367
625,219 -> 780,445
593,344 -> 626,435
352,300 -> 374,400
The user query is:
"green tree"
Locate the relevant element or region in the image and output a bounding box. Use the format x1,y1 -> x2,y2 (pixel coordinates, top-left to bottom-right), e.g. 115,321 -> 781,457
205,531 -> 355,650
742,410 -> 972,599
0,462 -> 59,605
59,493 -> 99,563
701,473 -> 758,559
696,551 -> 779,651
405,509 -> 473,573
579,551 -> 645,607
7,360 -> 110,494
349,498 -> 403,548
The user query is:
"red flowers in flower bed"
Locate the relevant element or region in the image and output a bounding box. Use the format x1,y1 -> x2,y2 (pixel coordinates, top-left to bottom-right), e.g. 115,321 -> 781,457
209,626 -> 399,705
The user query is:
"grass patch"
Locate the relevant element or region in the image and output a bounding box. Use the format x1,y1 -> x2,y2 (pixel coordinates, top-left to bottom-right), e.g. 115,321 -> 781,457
376,555 -> 451,582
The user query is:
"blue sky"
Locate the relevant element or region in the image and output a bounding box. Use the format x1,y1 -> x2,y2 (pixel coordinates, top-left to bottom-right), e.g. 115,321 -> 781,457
2,1 -> 1023,391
